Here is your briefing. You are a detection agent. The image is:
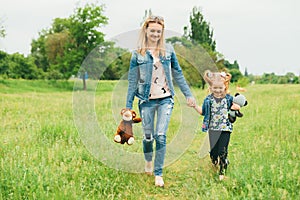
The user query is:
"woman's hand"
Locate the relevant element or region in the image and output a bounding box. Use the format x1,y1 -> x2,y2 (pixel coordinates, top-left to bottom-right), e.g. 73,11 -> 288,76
186,97 -> 196,107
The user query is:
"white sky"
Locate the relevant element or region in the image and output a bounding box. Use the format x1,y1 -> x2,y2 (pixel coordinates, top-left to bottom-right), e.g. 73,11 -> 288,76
0,0 -> 299,75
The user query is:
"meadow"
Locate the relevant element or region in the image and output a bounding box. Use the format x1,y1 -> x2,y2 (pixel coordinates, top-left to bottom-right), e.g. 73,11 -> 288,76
0,79 -> 299,199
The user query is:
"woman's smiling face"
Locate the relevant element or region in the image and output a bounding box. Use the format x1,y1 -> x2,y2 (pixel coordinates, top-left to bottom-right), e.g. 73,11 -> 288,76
146,22 -> 163,44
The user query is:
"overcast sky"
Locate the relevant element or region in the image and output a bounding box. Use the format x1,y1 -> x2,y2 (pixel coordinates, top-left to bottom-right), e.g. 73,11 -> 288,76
0,0 -> 299,75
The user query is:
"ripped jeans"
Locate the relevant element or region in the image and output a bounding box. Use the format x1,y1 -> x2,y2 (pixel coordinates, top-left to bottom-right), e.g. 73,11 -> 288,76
138,96 -> 174,176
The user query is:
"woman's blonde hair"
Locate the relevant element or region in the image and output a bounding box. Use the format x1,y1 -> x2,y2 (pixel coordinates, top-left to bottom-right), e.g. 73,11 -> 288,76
137,15 -> 166,56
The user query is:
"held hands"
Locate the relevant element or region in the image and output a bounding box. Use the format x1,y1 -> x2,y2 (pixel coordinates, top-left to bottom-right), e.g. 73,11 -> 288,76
187,97 -> 241,116
186,97 -> 202,115
186,97 -> 196,107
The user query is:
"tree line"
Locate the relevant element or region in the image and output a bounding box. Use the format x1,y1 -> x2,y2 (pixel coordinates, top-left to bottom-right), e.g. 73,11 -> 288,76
0,4 -> 298,87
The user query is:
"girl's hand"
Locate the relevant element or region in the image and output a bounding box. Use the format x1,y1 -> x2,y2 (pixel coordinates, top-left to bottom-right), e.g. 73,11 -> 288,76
194,105 -> 202,115
231,103 -> 241,110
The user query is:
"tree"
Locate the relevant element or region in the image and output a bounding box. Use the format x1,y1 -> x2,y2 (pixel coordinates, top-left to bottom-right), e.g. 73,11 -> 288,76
31,29 -> 50,72
166,37 -> 219,88
101,49 -> 131,80
45,31 -> 71,64
67,3 -> 108,90
0,52 -> 43,79
223,60 -> 243,82
285,72 -> 296,84
228,68 -> 243,83
244,68 -> 248,76
31,3 -> 108,87
0,17 -> 5,38
258,73 -> 278,84
164,7 -> 221,88
167,36 -> 193,48
184,7 -> 216,52
1,50 -> 44,79
224,60 -> 240,70
140,9 -> 153,26
181,7 -> 229,88
182,7 -> 245,85
0,50 -> 9,77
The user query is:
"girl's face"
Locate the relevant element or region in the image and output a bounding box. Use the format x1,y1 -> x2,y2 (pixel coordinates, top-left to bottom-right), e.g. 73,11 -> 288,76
210,81 -> 226,98
146,22 -> 163,44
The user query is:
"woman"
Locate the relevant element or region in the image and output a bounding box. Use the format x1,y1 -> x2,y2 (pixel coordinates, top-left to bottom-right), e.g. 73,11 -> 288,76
126,15 -> 196,187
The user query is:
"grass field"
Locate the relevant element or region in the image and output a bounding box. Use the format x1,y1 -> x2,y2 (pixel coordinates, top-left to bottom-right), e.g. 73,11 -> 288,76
0,79 -> 299,199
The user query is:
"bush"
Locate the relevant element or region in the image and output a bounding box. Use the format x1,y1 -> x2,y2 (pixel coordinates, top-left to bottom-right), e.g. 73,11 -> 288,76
46,70 -> 64,80
236,77 -> 250,87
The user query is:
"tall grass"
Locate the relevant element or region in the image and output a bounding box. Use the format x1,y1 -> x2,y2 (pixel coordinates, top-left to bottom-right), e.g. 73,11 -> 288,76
0,80 -> 299,199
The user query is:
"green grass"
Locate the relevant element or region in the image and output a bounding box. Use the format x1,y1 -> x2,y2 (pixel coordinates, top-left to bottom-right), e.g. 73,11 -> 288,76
0,80 -> 299,199
0,79 -> 74,93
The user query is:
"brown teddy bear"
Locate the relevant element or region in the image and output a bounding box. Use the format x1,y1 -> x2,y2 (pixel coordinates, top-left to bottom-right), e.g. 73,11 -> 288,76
114,108 -> 142,145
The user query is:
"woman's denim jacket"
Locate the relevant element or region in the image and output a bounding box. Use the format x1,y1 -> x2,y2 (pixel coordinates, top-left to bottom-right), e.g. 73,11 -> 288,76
201,94 -> 233,132
126,43 -> 193,109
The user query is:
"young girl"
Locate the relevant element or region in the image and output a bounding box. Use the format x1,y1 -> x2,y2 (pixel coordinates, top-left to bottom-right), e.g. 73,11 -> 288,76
194,70 -> 239,180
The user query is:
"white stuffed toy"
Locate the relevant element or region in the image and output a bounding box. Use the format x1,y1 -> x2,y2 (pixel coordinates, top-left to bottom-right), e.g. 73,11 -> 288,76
229,93 -> 248,123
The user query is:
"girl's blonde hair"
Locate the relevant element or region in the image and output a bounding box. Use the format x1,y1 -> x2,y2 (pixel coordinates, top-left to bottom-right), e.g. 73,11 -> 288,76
203,70 -> 232,94
137,15 -> 166,57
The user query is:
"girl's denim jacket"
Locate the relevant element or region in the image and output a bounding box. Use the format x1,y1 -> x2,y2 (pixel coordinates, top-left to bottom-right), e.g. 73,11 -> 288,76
126,43 -> 193,109
201,94 -> 233,132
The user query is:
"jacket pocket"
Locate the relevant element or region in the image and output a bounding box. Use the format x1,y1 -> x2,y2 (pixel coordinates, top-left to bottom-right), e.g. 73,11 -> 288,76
161,54 -> 171,63
137,54 -> 146,64
137,58 -> 145,65
137,81 -> 145,95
